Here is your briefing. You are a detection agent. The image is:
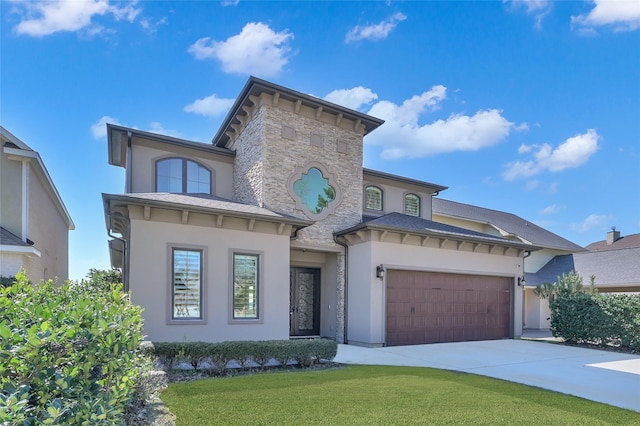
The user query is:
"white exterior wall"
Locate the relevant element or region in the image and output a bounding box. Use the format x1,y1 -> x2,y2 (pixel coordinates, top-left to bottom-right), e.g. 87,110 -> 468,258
524,288 -> 551,329
348,240 -> 524,346
128,218 -> 291,342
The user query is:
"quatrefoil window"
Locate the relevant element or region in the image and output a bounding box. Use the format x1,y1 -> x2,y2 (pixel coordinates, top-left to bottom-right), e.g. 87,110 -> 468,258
287,163 -> 341,220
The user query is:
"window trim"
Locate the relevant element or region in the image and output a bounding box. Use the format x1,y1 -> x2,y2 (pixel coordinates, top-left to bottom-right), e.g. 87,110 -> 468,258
364,185 -> 384,212
166,244 -> 207,325
155,156 -> 214,195
228,249 -> 264,324
286,161 -> 342,220
404,192 -> 421,217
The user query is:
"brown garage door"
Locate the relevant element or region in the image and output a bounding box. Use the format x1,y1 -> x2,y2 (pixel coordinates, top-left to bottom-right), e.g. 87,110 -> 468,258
386,270 -> 512,346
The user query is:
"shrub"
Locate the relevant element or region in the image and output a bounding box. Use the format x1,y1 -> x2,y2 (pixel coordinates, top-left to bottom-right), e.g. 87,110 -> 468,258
543,272 -> 640,351
151,339 -> 338,373
0,270 -> 147,425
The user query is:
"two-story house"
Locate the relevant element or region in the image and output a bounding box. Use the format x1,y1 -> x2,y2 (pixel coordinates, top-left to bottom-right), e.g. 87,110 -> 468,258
0,126 -> 75,283
104,77 -> 551,347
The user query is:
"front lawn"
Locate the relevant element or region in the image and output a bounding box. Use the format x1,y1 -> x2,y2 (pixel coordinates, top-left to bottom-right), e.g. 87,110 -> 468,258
161,365 -> 639,425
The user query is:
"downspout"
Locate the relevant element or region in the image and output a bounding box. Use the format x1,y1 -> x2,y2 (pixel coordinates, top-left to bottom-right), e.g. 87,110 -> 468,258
333,234 -> 349,344
125,131 -> 133,193
520,250 -> 532,334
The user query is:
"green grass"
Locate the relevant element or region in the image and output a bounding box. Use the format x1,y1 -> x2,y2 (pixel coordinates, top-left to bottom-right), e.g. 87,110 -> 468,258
161,365 -> 640,425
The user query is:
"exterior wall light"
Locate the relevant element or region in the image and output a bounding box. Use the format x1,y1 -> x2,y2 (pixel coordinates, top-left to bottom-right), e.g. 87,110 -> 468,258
376,265 -> 385,280
517,276 -> 526,286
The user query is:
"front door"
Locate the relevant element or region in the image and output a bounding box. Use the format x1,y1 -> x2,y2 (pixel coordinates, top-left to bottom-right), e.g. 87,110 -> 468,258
290,267 -> 320,336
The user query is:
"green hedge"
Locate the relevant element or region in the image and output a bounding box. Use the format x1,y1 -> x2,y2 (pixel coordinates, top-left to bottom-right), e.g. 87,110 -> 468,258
551,292 -> 640,351
151,339 -> 338,372
0,270 -> 148,425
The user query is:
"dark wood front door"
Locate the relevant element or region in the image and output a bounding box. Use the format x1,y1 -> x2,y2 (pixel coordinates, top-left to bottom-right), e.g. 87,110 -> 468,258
290,267 -> 321,336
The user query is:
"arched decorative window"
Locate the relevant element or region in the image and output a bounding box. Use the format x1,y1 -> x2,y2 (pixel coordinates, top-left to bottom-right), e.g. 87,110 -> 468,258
156,158 -> 212,194
365,186 -> 383,211
404,193 -> 420,217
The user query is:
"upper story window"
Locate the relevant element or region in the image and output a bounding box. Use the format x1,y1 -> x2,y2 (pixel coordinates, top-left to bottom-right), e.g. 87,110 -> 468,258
404,193 -> 421,217
365,186 -> 383,211
157,158 -> 211,194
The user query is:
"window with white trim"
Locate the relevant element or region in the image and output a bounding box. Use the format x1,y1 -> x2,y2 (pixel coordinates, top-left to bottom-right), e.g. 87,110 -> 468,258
233,253 -> 259,319
404,193 -> 421,217
171,248 -> 203,320
157,158 -> 211,194
365,186 -> 383,211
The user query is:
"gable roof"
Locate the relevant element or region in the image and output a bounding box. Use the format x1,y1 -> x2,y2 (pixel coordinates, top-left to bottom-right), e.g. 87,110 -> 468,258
212,76 -> 385,148
432,198 -> 583,252
526,247 -> 640,288
337,212 -> 538,251
585,233 -> 640,251
1,126 -> 75,231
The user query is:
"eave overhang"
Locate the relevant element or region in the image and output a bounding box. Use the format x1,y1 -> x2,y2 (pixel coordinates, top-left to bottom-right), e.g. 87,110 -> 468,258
107,124 -> 235,168
363,168 -> 448,194
102,193 -> 313,235
0,244 -> 41,257
336,221 -> 540,255
212,76 -> 385,148
3,147 -> 75,231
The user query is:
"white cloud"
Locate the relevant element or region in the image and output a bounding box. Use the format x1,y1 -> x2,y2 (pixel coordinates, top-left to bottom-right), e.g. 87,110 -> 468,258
323,87 -> 378,110
540,204 -> 564,215
518,143 -> 533,154
184,93 -> 235,118
221,0 -> 239,6
502,129 -> 599,180
148,122 -> 181,138
524,180 -> 539,191
504,0 -> 552,29
91,115 -> 120,139
140,16 -> 167,34
570,213 -> 610,233
11,0 -> 140,37
188,22 -> 293,77
345,12 -> 407,43
547,182 -> 559,193
363,85 -> 514,159
572,0 -> 640,32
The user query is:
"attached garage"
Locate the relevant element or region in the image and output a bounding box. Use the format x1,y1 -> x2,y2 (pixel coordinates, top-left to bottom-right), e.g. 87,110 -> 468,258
386,270 -> 512,346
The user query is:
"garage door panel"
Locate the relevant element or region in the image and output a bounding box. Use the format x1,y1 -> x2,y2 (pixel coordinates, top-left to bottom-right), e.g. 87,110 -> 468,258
386,270 -> 512,346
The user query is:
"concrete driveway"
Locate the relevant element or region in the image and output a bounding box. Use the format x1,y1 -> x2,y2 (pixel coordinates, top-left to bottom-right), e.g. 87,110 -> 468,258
334,339 -> 640,412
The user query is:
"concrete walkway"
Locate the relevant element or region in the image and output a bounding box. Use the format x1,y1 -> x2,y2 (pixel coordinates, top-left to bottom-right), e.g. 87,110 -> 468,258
334,339 -> 640,412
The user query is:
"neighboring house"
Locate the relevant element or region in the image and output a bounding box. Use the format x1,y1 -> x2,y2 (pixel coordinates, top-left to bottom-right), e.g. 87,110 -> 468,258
431,198 -> 586,330
528,229 -> 640,293
0,126 -> 75,283
523,229 -> 640,329
104,77 -> 553,347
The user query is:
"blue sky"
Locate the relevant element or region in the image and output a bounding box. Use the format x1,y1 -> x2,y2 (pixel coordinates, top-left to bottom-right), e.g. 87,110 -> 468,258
1,0 -> 639,281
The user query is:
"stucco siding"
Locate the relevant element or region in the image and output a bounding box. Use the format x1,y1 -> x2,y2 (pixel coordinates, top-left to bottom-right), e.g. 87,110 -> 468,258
128,219 -> 291,342
129,140 -> 234,198
524,288 -> 551,329
27,166 -> 69,282
362,180 -> 434,220
0,154 -> 23,238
